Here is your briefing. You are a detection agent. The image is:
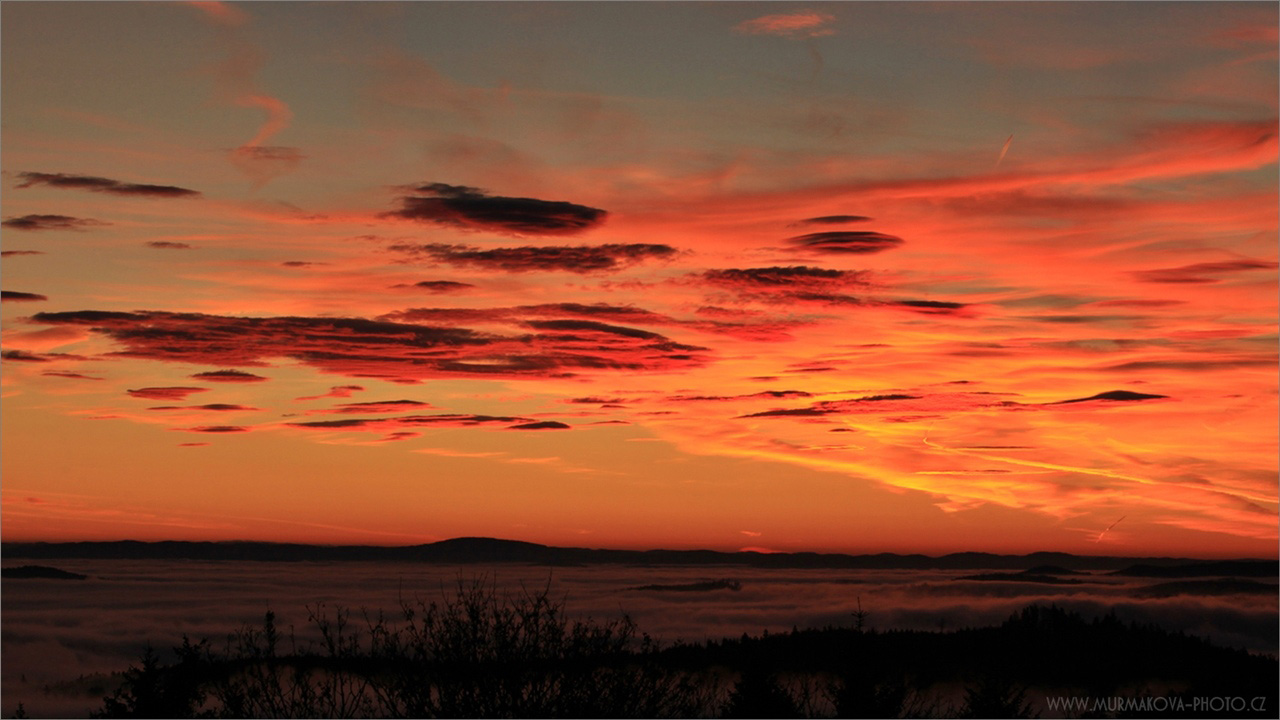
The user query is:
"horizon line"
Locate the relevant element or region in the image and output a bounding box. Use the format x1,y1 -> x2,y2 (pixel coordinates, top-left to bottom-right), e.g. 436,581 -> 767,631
3,535 -> 1277,562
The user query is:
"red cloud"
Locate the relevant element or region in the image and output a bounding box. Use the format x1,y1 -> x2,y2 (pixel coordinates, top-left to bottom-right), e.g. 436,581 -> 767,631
1130,260 -> 1278,284
734,11 -> 835,38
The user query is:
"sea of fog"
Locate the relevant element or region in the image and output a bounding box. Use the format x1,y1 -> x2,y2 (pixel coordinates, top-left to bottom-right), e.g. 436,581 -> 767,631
3,560 -> 1277,718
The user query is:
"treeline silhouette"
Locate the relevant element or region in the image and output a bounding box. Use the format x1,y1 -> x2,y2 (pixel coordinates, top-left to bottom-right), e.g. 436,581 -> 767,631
75,581 -> 1276,719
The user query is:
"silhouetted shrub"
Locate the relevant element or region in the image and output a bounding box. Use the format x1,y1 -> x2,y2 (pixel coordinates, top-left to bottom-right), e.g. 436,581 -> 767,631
955,674 -> 1036,719
721,667 -> 803,718
94,578 -> 711,718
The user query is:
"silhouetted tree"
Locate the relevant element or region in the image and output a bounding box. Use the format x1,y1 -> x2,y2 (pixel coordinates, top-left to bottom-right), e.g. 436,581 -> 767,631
721,667 -> 802,718
94,640 -> 211,719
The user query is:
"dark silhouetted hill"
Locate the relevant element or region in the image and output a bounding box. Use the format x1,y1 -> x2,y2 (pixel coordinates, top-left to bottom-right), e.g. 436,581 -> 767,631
5,538 -> 1275,572
1133,578 -> 1279,598
1,564 -> 87,579
1111,560 -> 1278,578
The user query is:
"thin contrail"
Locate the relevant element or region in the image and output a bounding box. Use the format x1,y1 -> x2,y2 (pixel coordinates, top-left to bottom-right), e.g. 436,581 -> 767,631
995,134 -> 1013,167
1095,515 -> 1125,543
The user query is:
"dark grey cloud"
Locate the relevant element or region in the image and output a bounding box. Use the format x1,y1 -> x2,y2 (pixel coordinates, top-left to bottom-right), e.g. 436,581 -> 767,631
388,242 -> 677,273
2,350 -> 50,362
149,404 -> 258,412
791,215 -> 873,226
322,400 -> 432,414
508,421 -> 571,430
175,425 -> 251,433
2,250 -> 45,257
289,414 -> 527,431
15,172 -> 201,198
1,214 -> 109,231
389,280 -> 476,293
190,370 -> 269,383
145,241 -> 194,250
127,387 -> 209,401
892,299 -> 968,314
32,309 -> 708,382
567,396 -> 626,405
699,266 -> 868,290
788,231 -> 904,254
2,291 -> 48,302
384,182 -> 607,235
1050,390 -> 1169,405
42,371 -> 103,380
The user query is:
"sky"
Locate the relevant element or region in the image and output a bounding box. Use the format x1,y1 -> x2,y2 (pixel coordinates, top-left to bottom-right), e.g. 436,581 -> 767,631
1,1 -> 1276,557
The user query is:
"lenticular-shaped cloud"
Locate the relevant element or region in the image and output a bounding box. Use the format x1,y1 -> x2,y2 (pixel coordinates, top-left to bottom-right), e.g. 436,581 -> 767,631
2,291 -> 48,302
699,266 -> 870,289
145,241 -> 195,250
316,400 -> 433,414
389,280 -> 476,293
508,421 -> 571,430
788,231 -> 905,254
384,182 -> 608,236
288,414 -> 529,431
792,215 -> 872,226
174,425 -> 251,433
1049,390 -> 1170,405
387,242 -> 677,273
190,370 -> 269,383
14,172 -> 201,198
1,214 -> 109,231
126,387 -> 210,400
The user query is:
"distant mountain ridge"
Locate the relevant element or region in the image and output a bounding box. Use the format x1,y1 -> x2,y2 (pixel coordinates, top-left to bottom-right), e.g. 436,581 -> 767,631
4,537 -> 1277,573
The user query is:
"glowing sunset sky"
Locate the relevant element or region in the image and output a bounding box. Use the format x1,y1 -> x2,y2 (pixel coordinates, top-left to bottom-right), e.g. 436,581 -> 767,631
2,2 -> 1276,556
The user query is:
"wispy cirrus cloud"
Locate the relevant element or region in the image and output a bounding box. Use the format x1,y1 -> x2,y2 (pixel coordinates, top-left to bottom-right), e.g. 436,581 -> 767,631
1130,259 -> 1278,283
186,1 -> 301,188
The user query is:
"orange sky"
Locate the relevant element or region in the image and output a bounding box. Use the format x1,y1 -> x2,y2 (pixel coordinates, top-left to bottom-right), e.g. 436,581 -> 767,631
2,2 -> 1276,557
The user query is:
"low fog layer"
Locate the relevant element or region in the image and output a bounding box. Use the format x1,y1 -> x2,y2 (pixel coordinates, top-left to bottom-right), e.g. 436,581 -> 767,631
3,561 -> 1276,717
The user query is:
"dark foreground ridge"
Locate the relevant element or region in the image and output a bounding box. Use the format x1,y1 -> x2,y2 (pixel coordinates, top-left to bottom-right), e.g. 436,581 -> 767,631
72,589 -> 1278,720
6,536 -> 1278,572
0,564 -> 87,580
